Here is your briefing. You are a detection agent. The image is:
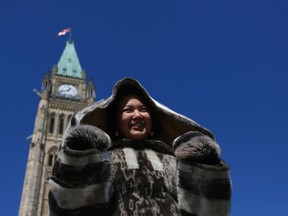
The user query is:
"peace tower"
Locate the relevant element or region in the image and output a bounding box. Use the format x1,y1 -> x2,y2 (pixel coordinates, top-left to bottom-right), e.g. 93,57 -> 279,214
19,41 -> 95,216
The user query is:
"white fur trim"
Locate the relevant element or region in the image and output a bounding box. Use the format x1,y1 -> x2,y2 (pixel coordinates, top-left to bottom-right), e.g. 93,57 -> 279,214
145,149 -> 163,171
49,180 -> 113,209
123,148 -> 139,169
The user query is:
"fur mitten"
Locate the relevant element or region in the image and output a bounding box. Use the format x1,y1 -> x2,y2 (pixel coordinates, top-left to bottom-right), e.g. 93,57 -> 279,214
64,124 -> 111,151
173,131 -> 221,165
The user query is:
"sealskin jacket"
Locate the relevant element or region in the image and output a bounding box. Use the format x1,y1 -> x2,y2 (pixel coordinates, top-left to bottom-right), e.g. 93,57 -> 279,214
49,78 -> 232,216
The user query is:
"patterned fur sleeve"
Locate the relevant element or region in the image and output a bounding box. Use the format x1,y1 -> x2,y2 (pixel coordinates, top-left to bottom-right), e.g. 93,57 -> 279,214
173,131 -> 232,216
48,125 -> 114,216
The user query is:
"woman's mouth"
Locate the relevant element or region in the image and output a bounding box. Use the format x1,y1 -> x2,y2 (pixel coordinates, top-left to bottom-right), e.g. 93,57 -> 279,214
129,122 -> 145,128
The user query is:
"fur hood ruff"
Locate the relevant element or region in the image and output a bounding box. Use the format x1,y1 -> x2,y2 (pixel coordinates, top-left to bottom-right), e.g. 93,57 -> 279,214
67,78 -> 214,147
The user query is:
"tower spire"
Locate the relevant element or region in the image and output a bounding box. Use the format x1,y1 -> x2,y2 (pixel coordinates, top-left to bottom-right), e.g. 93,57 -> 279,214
56,40 -> 83,78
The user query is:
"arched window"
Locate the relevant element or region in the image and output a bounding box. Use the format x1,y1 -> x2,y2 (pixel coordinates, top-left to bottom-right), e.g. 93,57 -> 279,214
43,146 -> 58,216
58,114 -> 65,135
49,113 -> 55,134
47,147 -> 58,168
48,154 -> 54,166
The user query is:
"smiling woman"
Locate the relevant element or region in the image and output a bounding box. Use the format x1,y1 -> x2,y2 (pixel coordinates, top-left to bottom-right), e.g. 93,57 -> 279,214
117,94 -> 152,141
48,78 -> 232,216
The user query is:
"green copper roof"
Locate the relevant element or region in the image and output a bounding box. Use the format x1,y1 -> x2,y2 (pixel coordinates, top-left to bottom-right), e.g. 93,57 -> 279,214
57,41 -> 83,78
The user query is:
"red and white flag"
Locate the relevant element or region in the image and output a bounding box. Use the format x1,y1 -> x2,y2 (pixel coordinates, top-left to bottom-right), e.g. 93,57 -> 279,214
57,28 -> 70,37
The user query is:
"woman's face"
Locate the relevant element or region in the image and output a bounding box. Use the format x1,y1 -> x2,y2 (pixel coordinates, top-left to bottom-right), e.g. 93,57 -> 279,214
117,95 -> 152,141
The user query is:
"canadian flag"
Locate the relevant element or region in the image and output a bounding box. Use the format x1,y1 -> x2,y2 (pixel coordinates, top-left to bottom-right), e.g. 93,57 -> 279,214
57,28 -> 70,37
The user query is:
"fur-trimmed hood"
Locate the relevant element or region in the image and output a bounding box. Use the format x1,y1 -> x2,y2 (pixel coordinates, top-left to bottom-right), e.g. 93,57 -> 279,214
67,78 -> 214,147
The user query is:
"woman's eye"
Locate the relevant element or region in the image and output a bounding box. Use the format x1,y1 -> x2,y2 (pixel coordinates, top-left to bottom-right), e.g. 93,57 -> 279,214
123,108 -> 132,113
140,107 -> 148,112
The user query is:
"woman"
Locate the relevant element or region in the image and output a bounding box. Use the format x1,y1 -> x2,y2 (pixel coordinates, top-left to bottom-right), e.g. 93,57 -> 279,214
49,78 -> 231,216
116,94 -> 152,140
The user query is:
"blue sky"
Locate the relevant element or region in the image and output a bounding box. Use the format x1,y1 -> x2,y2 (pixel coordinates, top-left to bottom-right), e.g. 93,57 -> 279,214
1,0 -> 288,215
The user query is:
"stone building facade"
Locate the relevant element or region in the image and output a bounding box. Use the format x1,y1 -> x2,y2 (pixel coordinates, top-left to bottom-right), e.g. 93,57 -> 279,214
19,41 -> 95,216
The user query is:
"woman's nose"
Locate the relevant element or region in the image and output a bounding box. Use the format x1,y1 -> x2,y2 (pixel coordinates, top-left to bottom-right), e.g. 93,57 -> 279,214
133,110 -> 142,118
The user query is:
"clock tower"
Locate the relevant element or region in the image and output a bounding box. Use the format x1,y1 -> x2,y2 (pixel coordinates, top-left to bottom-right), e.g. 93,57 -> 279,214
19,41 -> 95,216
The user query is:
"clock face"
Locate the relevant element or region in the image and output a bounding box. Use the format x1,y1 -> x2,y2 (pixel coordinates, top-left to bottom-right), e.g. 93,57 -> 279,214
57,84 -> 78,97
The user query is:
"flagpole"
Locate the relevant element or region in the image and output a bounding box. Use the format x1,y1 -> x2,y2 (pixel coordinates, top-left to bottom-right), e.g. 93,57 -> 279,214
69,27 -> 72,42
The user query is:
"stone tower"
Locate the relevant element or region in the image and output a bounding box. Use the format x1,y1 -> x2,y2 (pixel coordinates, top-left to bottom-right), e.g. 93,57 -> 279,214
19,41 -> 95,216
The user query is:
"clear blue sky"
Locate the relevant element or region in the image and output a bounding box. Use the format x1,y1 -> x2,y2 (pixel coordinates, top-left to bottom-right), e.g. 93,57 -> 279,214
1,0 -> 287,215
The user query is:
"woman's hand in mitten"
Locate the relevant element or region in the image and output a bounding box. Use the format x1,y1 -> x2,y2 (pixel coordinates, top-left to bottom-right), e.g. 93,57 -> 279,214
64,124 -> 111,151
173,131 -> 221,165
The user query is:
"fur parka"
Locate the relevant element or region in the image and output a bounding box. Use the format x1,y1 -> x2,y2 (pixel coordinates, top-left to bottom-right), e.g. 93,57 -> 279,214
49,78 -> 231,216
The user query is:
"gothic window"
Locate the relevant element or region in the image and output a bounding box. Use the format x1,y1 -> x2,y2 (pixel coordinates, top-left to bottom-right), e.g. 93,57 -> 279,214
47,147 -> 58,180
91,89 -> 95,98
42,80 -> 50,91
47,147 -> 57,168
47,83 -> 52,94
48,154 -> 54,166
49,113 -> 55,134
58,114 -> 65,135
43,147 -> 58,215
47,147 -> 57,182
